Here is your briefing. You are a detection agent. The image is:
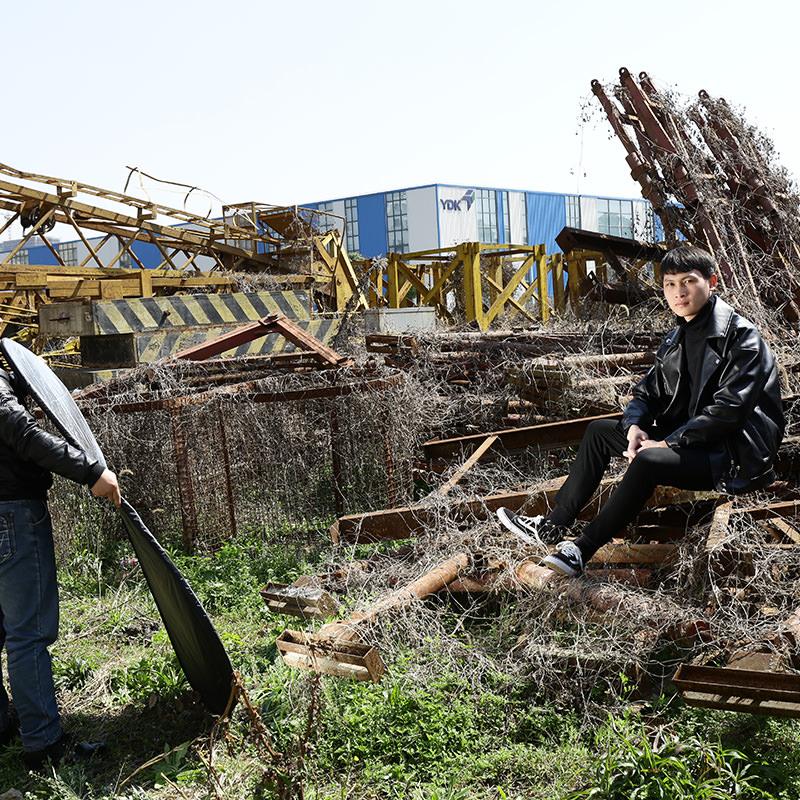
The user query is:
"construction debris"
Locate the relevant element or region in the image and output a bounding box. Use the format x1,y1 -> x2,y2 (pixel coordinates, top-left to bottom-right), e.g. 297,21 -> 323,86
19,66 -> 800,724
592,68 -> 800,328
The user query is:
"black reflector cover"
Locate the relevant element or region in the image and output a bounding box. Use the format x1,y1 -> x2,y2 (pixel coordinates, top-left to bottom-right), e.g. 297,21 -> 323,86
0,338 -> 234,715
119,500 -> 234,714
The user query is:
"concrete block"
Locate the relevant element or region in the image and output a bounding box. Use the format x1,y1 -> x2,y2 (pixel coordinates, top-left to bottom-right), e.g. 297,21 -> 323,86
363,307 -> 438,334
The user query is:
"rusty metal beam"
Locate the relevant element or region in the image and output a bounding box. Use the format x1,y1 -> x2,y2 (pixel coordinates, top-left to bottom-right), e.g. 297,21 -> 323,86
423,412 -> 622,461
173,313 -> 349,368
333,476 -> 716,545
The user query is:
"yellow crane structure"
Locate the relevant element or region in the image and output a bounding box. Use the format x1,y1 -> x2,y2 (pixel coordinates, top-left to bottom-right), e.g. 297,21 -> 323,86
0,162 -> 366,342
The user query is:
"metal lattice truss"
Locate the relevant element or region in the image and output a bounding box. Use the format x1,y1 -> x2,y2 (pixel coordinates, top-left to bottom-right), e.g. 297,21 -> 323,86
0,162 -> 367,338
374,243 -> 566,330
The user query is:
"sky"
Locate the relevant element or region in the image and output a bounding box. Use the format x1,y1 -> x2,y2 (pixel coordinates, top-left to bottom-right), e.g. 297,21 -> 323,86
2,0 -> 799,219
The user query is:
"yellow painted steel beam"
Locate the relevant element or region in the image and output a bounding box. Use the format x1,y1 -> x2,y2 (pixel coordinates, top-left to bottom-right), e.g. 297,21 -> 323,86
484,274 -> 537,323
483,254 -> 535,326
461,243 -> 483,328
537,250 -> 550,323
387,254 -> 401,308
552,253 -> 565,313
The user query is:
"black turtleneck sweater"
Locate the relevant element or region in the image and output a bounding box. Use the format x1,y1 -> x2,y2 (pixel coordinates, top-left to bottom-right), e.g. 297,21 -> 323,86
677,294 -> 716,416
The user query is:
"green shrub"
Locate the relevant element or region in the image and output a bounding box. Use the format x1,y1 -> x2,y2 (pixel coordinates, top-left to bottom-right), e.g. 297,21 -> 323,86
109,652 -> 187,705
52,654 -> 95,691
316,676 -> 481,787
567,714 -> 776,800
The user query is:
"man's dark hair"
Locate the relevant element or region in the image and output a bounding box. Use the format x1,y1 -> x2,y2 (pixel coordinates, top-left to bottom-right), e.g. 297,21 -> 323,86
660,245 -> 717,280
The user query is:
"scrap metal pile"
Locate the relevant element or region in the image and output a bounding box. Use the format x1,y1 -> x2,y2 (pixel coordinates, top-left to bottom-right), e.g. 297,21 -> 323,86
592,68 -> 800,328
268,323 -> 800,716
44,301 -> 800,718
32,66 -> 800,719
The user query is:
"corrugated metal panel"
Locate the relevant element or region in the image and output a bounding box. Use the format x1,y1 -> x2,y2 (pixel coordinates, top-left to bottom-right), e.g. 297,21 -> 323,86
497,191 -> 506,244
22,244 -> 58,265
526,193 -> 567,253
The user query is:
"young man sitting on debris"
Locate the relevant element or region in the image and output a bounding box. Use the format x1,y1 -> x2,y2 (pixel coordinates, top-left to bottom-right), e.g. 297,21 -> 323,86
497,244 -> 785,577
0,368 -> 120,769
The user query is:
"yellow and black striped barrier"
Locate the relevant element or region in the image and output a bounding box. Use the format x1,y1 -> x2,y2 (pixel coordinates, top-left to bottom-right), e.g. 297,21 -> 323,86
79,317 -> 342,369
39,291 -> 311,338
93,291 -> 310,334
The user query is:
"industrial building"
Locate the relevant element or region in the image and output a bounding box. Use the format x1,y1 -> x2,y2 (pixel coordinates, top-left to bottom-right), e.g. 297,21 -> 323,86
307,183 -> 657,257
0,183 -> 656,268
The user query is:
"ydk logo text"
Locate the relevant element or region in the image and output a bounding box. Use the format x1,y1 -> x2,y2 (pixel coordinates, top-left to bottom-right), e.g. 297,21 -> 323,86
440,189 -> 475,212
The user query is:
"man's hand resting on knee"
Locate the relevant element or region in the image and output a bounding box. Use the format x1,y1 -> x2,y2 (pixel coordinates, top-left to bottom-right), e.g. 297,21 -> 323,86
625,426 -> 669,462
624,425 -> 649,462
91,469 -> 122,508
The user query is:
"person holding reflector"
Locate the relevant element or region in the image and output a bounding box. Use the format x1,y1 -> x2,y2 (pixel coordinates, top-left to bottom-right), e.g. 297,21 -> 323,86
0,363 -> 119,769
0,337 -> 234,772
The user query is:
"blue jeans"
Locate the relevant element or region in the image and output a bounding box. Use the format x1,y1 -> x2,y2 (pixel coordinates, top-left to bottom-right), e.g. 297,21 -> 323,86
0,500 -> 61,751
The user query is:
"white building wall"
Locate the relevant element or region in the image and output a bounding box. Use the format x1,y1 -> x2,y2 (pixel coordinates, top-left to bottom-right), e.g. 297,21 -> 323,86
406,187 -> 439,252
437,186 -> 478,247
579,197 -> 598,232
508,192 -> 527,244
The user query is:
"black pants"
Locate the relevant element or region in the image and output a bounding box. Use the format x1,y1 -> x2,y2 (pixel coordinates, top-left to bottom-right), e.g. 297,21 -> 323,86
549,419 -> 716,561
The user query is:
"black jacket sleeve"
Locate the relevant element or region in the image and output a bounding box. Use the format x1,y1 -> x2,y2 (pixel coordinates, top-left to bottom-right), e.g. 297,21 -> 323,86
0,393 -> 105,486
664,326 -> 766,448
622,363 -> 661,434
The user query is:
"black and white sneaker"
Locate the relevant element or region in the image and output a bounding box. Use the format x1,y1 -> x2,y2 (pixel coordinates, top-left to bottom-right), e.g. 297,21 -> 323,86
542,541 -> 584,577
496,508 -> 567,546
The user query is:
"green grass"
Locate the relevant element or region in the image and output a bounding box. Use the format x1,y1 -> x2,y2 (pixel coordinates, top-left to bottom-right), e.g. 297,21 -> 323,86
0,534 -> 797,799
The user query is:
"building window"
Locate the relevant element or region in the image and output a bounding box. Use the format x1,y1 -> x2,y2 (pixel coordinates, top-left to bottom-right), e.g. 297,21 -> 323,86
386,191 -> 408,253
597,198 -> 634,238
316,202 -> 335,234
8,249 -> 29,265
58,241 -> 78,266
476,189 -> 498,244
519,202 -> 528,245
118,249 -> 133,268
501,191 -> 510,243
344,198 -> 360,253
566,196 -> 581,229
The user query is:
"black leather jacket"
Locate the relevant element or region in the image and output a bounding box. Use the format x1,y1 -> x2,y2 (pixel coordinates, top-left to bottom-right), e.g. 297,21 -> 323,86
0,369 -> 105,501
622,297 -> 785,493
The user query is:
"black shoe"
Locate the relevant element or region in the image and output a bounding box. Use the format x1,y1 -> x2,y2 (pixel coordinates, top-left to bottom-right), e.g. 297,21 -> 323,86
542,540 -> 585,577
496,508 -> 568,546
23,733 -> 68,771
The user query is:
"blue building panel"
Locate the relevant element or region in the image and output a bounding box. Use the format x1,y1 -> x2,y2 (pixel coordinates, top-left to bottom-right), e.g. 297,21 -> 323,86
525,192 -> 567,254
356,193 -> 388,258
654,213 -> 665,242
26,244 -> 59,265
496,191 -> 507,245
131,242 -> 163,268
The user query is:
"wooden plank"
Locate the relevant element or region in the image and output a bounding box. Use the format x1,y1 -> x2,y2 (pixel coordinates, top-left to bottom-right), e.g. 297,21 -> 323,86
737,499 -> 800,522
276,630 -> 384,682
705,501 -> 733,554
261,583 -> 339,620
331,478 -> 567,544
591,542 -> 676,565
437,435 -> 498,496
679,692 -> 800,719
